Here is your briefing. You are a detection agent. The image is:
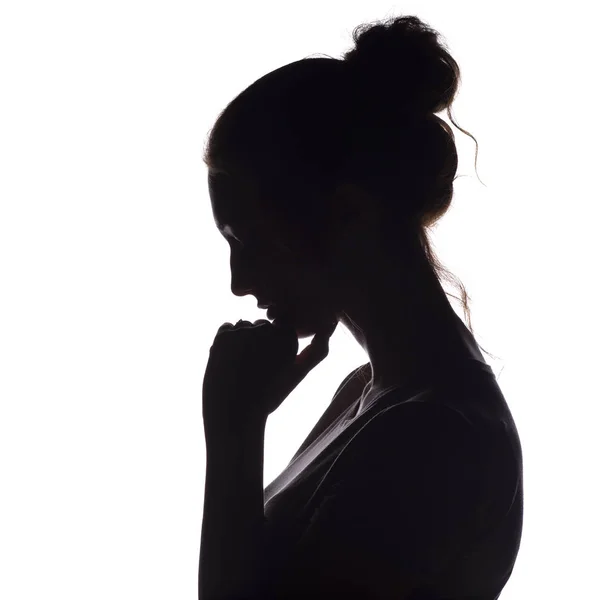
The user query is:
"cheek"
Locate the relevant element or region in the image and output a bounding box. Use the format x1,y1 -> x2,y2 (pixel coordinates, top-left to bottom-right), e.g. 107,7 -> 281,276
272,239 -> 334,304
294,271 -> 336,314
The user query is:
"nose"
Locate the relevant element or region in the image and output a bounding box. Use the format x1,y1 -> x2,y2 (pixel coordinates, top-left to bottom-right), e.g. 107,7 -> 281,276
230,265 -> 253,297
231,282 -> 253,298
228,247 -> 255,298
228,242 -> 283,300
231,270 -> 263,301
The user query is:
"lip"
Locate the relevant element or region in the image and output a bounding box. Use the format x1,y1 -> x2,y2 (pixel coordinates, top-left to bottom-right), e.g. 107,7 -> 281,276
267,305 -> 277,319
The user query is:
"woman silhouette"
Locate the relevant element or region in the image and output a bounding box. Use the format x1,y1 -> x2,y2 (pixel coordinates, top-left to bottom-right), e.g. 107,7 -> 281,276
199,14 -> 523,600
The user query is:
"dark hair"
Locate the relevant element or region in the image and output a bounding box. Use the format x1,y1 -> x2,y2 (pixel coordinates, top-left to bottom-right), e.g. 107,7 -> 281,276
204,14 -> 496,361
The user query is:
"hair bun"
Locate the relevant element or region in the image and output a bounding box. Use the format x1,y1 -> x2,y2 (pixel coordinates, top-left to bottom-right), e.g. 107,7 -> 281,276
341,15 -> 460,116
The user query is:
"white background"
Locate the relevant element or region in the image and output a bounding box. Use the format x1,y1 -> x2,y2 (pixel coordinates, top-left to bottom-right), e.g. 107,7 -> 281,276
1,1 -> 598,598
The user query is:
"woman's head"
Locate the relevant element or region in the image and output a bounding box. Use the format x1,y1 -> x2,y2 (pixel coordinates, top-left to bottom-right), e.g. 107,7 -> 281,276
206,14 -> 484,341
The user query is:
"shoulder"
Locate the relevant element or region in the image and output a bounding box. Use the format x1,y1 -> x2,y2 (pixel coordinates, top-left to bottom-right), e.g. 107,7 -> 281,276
280,397 -> 489,596
357,395 -> 477,447
334,397 -> 482,484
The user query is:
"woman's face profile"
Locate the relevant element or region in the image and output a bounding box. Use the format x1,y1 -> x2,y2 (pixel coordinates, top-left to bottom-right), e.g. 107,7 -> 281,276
208,171 -> 339,339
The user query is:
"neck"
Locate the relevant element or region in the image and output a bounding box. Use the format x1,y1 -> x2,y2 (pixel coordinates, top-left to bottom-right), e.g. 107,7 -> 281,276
340,255 -> 475,394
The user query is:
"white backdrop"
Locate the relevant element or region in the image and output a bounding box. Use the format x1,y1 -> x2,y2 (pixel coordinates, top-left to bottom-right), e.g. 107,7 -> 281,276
1,1 -> 598,598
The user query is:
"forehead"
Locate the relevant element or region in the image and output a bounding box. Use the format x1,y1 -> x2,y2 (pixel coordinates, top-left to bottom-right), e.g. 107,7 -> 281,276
208,171 -> 274,235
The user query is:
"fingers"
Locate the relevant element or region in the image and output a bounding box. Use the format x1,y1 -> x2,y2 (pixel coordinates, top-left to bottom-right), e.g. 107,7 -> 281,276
219,319 -> 270,330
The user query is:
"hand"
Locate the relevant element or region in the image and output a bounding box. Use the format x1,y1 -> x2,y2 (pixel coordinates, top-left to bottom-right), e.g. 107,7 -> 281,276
202,317 -> 337,431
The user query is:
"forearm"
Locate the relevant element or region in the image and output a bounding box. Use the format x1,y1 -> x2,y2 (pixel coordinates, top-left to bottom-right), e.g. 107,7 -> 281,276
199,418 -> 271,600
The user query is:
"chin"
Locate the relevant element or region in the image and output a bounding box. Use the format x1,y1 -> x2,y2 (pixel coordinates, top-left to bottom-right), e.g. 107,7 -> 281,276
273,316 -> 310,338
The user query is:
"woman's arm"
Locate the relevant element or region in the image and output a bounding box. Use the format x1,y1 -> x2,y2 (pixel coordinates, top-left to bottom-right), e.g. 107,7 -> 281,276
199,417 -> 271,600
